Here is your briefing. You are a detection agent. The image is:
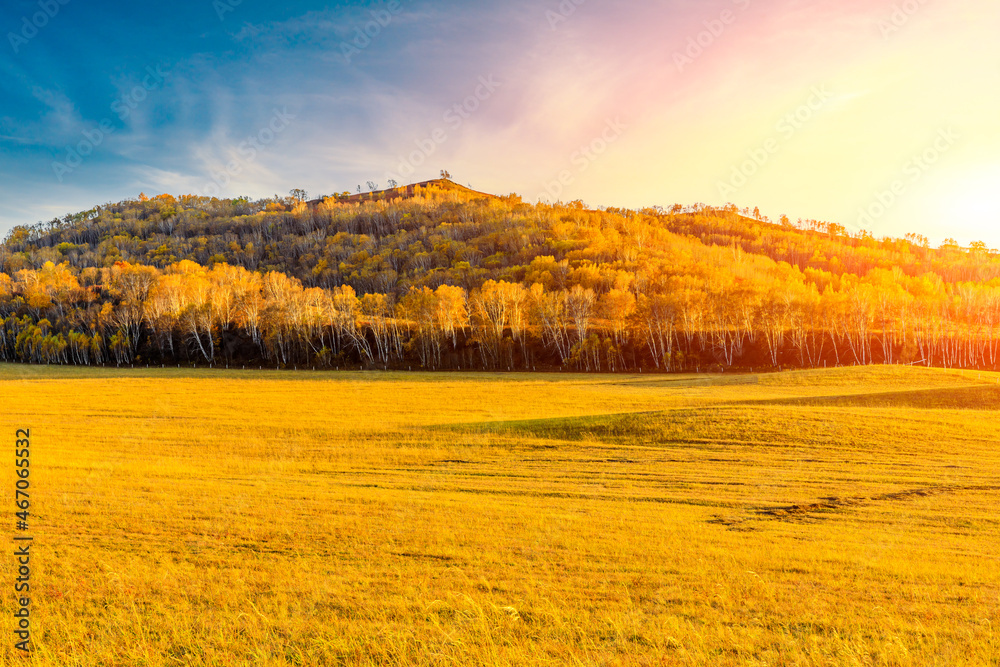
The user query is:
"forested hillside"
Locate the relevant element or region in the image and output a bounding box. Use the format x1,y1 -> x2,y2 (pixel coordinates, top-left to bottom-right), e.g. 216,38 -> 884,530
2,180 -> 999,371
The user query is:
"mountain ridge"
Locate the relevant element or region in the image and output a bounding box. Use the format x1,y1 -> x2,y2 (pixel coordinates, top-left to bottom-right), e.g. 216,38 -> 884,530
306,178 -> 500,207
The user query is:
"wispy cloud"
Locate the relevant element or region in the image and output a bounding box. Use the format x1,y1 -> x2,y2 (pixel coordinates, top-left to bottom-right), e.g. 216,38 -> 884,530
1,0 -> 998,246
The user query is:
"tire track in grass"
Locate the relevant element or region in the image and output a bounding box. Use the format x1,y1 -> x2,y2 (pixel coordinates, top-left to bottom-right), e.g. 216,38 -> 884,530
709,484 -> 1000,530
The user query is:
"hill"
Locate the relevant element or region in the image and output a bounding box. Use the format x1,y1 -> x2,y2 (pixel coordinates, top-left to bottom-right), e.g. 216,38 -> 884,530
1,182 -> 999,371
307,178 -> 499,206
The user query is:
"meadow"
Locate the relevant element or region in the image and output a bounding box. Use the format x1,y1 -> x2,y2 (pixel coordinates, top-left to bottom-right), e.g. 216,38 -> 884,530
1,363 -> 998,666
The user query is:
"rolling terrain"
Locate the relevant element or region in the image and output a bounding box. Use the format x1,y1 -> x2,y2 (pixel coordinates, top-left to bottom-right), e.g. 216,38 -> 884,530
2,365 -> 998,665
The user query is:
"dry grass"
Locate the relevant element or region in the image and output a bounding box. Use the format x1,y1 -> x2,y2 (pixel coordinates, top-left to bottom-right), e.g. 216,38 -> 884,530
1,364 -> 998,666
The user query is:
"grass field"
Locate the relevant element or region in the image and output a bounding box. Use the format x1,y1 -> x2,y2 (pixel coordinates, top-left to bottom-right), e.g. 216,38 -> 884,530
1,363 -> 999,666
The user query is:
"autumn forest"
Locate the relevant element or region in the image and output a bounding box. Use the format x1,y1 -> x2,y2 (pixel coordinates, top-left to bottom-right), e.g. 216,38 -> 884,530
2,180 -> 998,372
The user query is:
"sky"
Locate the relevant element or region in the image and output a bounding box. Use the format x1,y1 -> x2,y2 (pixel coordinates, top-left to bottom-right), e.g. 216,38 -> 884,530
1,0 -> 998,246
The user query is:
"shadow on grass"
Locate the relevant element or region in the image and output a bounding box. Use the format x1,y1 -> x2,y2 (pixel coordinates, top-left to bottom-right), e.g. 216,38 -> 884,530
746,384 -> 1000,411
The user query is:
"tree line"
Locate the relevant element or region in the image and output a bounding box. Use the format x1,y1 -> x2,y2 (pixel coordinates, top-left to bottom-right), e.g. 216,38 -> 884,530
2,183 -> 999,371
2,258 -> 999,371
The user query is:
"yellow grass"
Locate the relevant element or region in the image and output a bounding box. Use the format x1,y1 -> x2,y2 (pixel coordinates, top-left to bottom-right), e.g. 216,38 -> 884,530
1,363 -> 998,665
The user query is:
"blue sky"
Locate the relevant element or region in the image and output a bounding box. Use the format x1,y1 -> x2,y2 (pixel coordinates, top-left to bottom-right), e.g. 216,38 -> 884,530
2,0 -> 999,246
0,0 -> 533,220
